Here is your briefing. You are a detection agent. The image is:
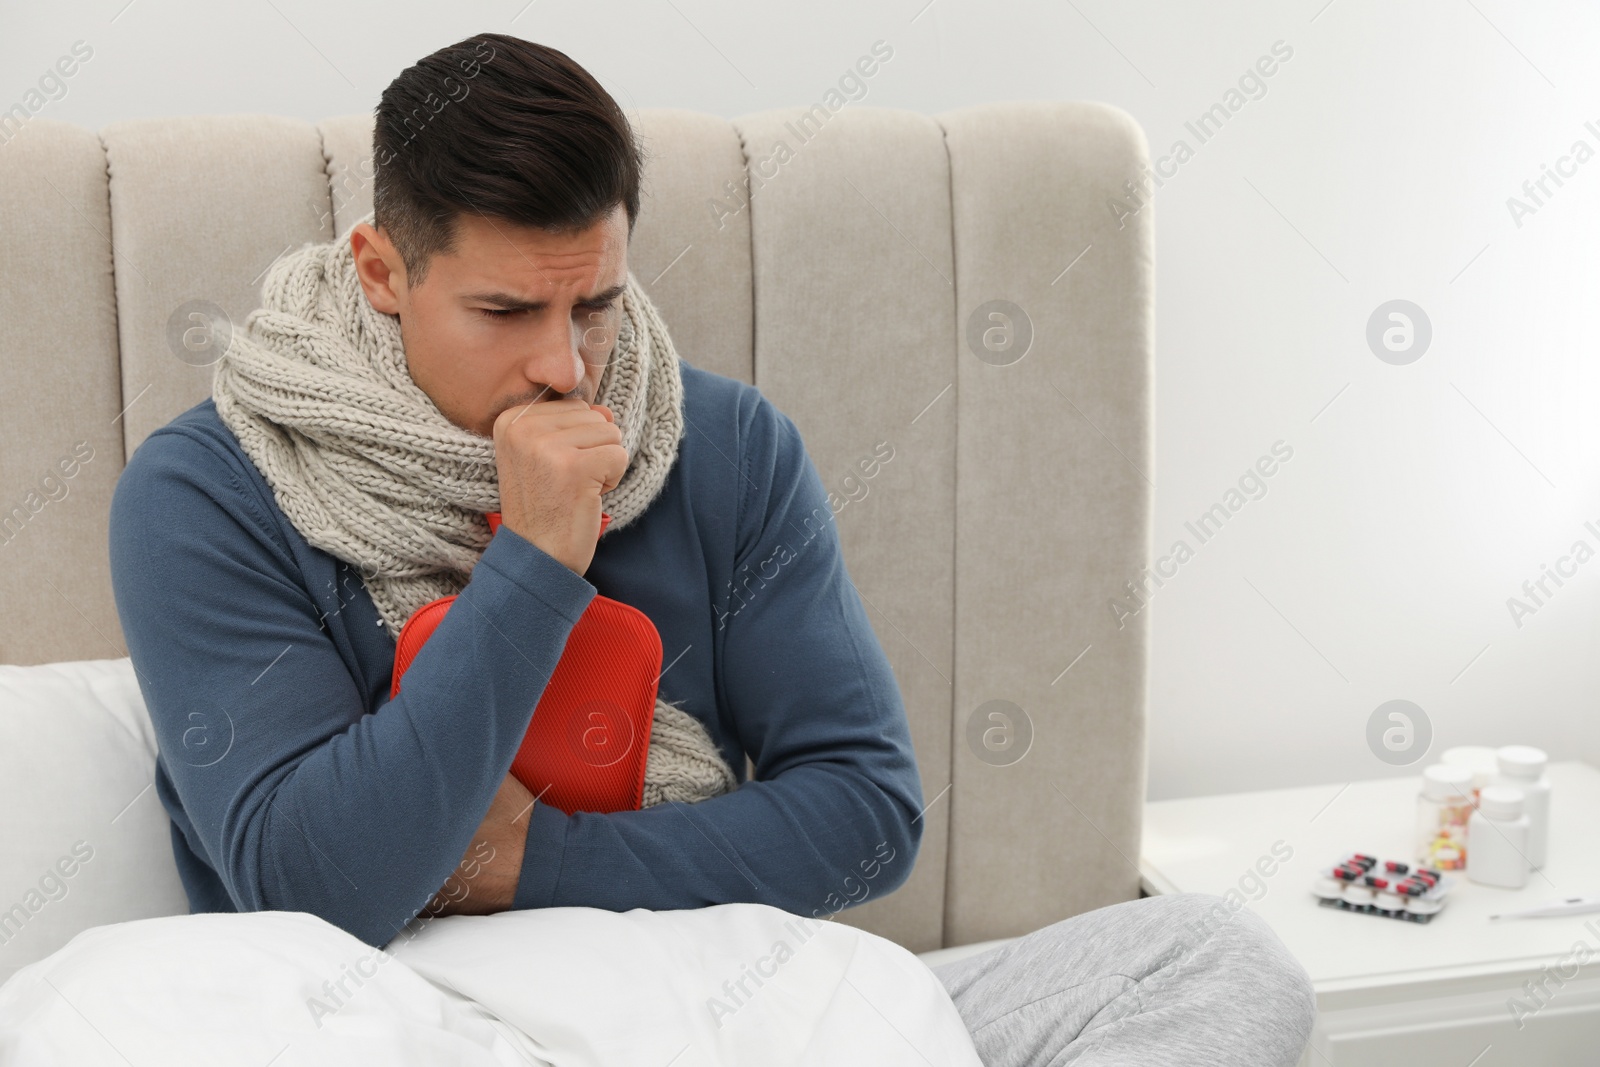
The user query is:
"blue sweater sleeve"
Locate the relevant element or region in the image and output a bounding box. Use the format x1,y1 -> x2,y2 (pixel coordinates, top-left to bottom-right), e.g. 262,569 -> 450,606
512,393 -> 926,918
108,427 -> 596,948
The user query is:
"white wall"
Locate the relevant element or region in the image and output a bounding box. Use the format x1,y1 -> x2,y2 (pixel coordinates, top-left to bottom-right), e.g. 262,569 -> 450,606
5,0 -> 1595,800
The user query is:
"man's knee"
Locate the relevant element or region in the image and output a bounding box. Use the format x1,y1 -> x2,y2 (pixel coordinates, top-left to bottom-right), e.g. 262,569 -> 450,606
1152,890 -> 1248,946
1156,893 -> 1316,1046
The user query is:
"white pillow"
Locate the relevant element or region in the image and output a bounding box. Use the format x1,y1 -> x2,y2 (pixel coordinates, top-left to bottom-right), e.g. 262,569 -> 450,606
0,657 -> 189,986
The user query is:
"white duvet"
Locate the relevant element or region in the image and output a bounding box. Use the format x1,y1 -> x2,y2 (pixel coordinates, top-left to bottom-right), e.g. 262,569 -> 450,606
0,903 -> 982,1066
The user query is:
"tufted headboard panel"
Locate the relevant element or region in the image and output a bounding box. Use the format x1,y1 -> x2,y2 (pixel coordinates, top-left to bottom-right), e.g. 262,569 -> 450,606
0,102 -> 1152,953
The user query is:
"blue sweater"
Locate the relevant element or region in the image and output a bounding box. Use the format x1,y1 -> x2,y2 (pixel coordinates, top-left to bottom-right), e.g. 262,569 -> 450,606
107,359 -> 923,949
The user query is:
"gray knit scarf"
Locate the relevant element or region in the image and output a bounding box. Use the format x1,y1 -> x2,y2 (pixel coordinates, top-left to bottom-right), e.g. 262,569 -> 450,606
212,212 -> 736,808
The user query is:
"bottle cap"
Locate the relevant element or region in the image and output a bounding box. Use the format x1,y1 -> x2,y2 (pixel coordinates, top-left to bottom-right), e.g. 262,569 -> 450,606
1478,785 -> 1525,820
1440,746 -> 1499,790
1421,763 -> 1474,801
1496,745 -> 1548,779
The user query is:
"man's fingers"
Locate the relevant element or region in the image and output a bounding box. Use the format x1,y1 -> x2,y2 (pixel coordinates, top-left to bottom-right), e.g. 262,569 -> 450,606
576,442 -> 629,491
494,396 -> 602,437
545,422 -> 625,452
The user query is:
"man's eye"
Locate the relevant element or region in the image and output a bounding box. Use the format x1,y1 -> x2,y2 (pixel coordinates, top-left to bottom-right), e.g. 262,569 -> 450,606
476,308 -> 517,319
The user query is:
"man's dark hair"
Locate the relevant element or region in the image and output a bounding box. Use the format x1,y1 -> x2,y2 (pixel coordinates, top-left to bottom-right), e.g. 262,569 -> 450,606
371,33 -> 643,288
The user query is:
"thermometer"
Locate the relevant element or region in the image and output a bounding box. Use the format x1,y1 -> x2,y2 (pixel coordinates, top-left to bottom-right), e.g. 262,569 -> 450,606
1488,895 -> 1600,920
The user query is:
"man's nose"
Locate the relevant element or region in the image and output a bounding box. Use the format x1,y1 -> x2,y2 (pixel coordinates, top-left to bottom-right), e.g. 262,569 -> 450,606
522,316 -> 587,397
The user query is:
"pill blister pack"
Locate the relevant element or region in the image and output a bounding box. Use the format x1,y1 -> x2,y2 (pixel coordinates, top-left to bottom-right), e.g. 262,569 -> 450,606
1311,852 -> 1457,923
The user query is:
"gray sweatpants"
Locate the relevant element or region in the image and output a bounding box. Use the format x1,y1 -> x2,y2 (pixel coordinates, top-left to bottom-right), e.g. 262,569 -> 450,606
929,893 -> 1316,1066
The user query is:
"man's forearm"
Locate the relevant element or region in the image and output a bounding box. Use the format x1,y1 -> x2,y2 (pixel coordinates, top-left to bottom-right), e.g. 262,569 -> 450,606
509,760 -> 920,917
427,772 -> 533,916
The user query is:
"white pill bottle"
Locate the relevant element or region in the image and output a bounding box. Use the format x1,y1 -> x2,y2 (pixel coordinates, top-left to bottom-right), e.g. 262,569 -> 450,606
1415,763 -> 1474,871
1467,786 -> 1531,889
1494,745 -> 1551,870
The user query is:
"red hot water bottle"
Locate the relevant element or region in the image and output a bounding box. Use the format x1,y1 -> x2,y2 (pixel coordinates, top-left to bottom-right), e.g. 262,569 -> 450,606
389,511 -> 662,814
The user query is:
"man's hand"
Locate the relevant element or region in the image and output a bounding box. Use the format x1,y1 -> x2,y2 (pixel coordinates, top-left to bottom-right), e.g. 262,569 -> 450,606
493,397 -> 628,577
423,772 -> 535,917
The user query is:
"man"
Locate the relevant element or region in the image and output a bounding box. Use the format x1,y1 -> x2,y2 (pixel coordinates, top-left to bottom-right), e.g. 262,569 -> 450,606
108,32 -> 1314,1064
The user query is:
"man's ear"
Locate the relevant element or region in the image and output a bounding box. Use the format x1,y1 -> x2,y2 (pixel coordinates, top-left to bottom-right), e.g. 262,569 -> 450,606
351,222 -> 405,315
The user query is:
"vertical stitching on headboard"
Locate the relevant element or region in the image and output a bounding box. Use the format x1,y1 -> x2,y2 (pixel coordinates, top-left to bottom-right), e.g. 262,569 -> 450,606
98,129 -> 129,470
730,118 -> 756,389
313,121 -> 336,240
934,112 -> 958,953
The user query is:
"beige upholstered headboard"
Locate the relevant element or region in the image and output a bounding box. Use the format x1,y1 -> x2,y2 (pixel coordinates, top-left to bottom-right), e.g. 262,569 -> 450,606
0,103 -> 1152,953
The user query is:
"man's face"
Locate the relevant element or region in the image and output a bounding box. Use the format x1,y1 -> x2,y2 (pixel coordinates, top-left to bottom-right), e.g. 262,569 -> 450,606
351,205 -> 629,439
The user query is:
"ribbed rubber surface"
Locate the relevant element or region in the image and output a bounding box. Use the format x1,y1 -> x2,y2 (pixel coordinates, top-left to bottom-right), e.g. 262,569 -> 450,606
511,594 -> 660,814
390,587 -> 660,815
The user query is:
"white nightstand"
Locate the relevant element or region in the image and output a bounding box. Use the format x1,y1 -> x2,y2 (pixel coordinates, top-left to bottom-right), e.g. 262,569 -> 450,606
1141,761 -> 1600,1067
